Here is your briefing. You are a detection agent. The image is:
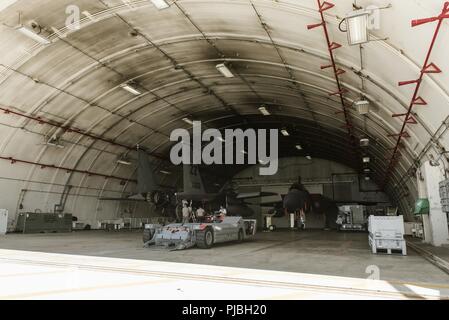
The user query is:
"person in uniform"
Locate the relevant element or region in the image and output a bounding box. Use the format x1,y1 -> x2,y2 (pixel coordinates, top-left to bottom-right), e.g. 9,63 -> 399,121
181,201 -> 190,224
196,206 -> 205,222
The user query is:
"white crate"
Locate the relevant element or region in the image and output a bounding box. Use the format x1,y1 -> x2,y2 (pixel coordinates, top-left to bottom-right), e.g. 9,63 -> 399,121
0,209 -> 8,235
368,215 -> 406,255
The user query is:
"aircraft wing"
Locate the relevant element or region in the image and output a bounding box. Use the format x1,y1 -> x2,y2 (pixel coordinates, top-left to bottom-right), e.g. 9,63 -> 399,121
99,194 -> 147,202
235,191 -> 278,200
260,200 -> 283,207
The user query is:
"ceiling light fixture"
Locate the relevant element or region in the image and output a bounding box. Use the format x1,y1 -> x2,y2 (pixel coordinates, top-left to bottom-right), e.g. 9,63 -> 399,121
360,138 -> 370,147
17,25 -> 51,44
354,99 -> 370,115
296,145 -> 303,150
117,159 -> 132,166
150,0 -> 170,10
363,157 -> 371,163
45,141 -> 65,149
306,155 -> 312,160
216,63 -> 234,78
120,83 -> 141,95
281,129 -> 290,137
258,106 -> 271,116
182,117 -> 194,125
345,10 -> 369,45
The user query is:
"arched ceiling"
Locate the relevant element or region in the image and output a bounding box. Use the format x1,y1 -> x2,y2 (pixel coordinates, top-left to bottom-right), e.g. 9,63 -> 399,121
0,0 -> 448,211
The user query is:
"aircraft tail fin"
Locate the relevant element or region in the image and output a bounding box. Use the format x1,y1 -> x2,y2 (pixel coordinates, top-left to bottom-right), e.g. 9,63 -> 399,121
137,149 -> 158,194
183,165 -> 206,194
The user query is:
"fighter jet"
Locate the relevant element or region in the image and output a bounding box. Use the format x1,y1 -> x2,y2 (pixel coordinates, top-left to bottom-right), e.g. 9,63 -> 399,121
176,164 -> 276,217
262,177 -> 339,229
99,148 -> 174,207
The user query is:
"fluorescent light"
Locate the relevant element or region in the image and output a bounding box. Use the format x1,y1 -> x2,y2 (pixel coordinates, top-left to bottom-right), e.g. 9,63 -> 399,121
296,145 -> 303,150
306,156 -> 312,160
182,117 -> 194,125
360,138 -> 370,147
281,129 -> 290,137
258,106 -> 271,116
46,142 -> 65,149
364,168 -> 371,173
117,159 -> 132,166
160,170 -> 171,175
150,0 -> 169,10
216,63 -> 234,78
363,157 -> 370,163
355,99 -> 370,115
120,83 -> 141,95
17,26 -> 51,44
346,10 -> 369,45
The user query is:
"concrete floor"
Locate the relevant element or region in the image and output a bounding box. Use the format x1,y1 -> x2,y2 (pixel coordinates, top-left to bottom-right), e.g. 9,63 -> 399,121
1,229 -> 448,285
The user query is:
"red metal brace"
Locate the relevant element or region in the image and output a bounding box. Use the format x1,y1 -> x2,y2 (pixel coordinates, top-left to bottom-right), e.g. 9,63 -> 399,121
329,89 -> 348,96
307,22 -> 324,30
406,116 -> 418,125
413,97 -> 427,105
422,63 -> 442,74
320,64 -> 333,69
329,42 -> 342,50
398,79 -> 419,86
319,1 -> 335,12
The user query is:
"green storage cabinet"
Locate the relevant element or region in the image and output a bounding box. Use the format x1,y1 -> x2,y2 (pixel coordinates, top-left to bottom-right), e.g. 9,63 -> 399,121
414,198 -> 429,215
15,213 -> 72,233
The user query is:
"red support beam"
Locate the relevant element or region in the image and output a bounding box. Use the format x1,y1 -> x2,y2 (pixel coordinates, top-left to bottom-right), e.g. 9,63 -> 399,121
307,0 -> 357,161
383,2 -> 449,187
0,156 -> 136,183
0,106 -> 166,160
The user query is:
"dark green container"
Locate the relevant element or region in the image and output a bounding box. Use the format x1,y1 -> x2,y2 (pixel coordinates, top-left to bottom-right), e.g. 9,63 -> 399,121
414,198 -> 430,215
15,213 -> 72,233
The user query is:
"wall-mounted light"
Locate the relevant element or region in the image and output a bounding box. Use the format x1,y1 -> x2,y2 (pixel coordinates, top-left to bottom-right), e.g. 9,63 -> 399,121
120,83 -> 141,95
150,0 -> 170,10
258,106 -> 271,116
17,25 -> 51,44
345,10 -> 369,45
216,63 -> 234,78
